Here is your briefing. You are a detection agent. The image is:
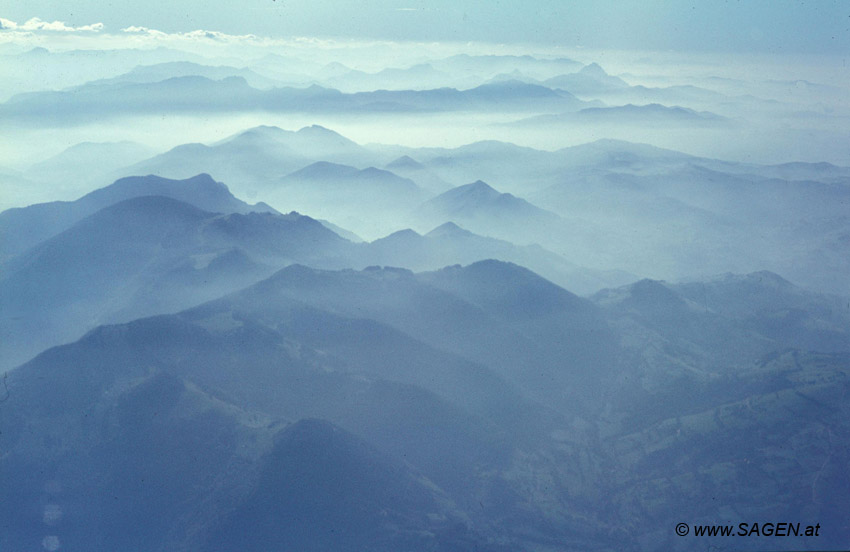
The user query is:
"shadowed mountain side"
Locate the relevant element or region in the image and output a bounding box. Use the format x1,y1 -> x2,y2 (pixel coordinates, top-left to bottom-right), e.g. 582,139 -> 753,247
5,266 -> 848,550
0,195 -> 349,369
600,350 -> 850,550
672,271 -> 850,353
181,295 -> 550,443
0,304 -> 578,550
202,418 -> 502,552
0,173 -> 276,259
0,369 -> 276,552
419,261 -> 619,398
0,356 -> 500,551
590,272 -> 850,394
239,262 -> 621,413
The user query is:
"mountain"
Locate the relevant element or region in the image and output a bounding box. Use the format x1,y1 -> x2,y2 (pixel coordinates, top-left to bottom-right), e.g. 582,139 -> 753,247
0,173 -> 276,259
239,262 -> 621,412
2,75 -> 263,123
324,62 -> 455,92
0,45 -> 208,100
0,195 -> 348,369
112,130 -> 850,294
317,218 -> 364,242
4,253 -> 850,550
601,349 -> 850,551
431,54 -> 582,81
591,271 -> 850,386
123,125 -> 372,200
418,180 -> 558,223
0,78 -> 595,124
385,155 -> 455,193
0,368 -> 277,552
210,124 -> 365,163
338,80 -> 593,113
413,180 -> 594,253
509,103 -> 730,127
273,162 -> 429,239
375,139 -> 584,197
89,61 -> 280,89
363,222 -> 636,295
543,62 -> 630,95
672,271 -> 850,353
202,418 -> 496,552
0,270 -> 573,550
0,323 -> 508,551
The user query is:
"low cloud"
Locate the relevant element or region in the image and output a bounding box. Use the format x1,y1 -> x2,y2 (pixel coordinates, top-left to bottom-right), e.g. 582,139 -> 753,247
0,17 -> 103,32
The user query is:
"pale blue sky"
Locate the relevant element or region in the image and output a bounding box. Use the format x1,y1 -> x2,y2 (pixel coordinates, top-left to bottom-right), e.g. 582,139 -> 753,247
3,0 -> 849,53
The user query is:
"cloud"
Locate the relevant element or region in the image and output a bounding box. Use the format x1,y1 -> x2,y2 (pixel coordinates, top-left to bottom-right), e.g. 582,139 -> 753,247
0,17 -> 103,32
121,25 -> 257,43
120,25 -> 168,37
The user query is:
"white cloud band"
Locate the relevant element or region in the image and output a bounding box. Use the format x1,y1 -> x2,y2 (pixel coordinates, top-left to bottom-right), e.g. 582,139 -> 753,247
0,17 -> 103,32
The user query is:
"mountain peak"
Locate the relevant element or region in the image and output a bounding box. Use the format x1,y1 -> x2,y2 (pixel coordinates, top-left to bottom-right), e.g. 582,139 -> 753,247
428,180 -> 501,205
579,62 -> 608,77
424,260 -> 588,318
183,172 -> 217,184
296,124 -> 342,138
425,221 -> 473,238
236,125 -> 287,138
376,228 -> 422,242
467,180 -> 498,193
285,161 -> 358,179
386,155 -> 424,170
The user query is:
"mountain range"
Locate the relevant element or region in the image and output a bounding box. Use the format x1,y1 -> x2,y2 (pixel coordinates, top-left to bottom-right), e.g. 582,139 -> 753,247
3,253 -> 848,550
0,77 -> 597,124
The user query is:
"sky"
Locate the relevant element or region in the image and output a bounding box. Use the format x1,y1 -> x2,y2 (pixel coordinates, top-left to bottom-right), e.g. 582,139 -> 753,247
2,0 -> 849,54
